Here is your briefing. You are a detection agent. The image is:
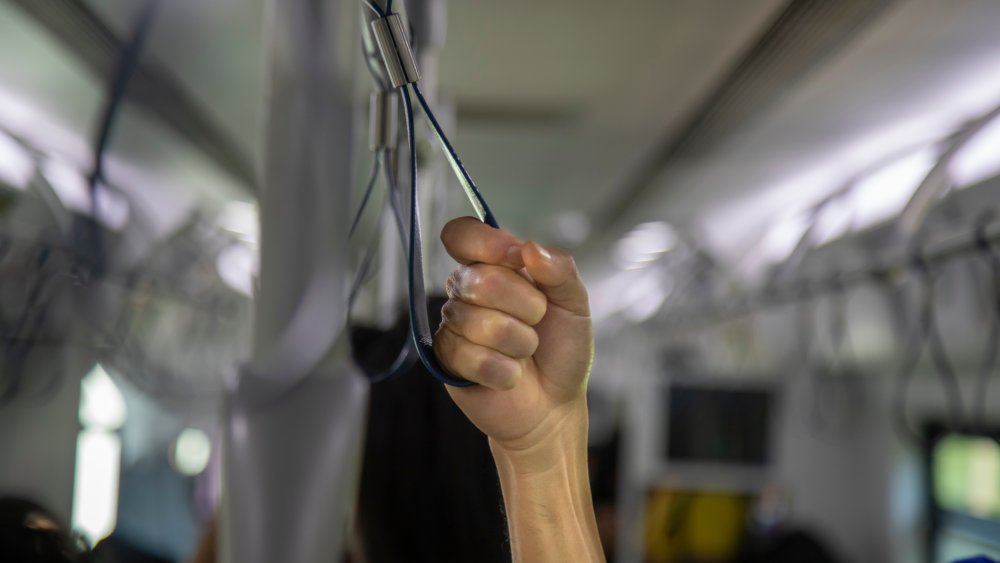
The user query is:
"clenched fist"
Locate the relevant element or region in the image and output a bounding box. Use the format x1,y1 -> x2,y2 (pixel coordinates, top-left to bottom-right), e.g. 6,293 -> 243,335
433,216 -> 604,562
432,217 -> 594,458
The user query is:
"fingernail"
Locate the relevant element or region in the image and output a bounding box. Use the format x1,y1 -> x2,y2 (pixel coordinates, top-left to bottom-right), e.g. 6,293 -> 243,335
534,242 -> 553,263
507,245 -> 523,267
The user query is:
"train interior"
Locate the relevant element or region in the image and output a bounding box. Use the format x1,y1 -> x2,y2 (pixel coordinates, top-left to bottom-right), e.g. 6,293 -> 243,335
1,1 -> 1000,562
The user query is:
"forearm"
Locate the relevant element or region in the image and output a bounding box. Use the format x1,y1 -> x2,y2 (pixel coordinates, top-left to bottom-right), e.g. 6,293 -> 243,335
489,404 -> 605,563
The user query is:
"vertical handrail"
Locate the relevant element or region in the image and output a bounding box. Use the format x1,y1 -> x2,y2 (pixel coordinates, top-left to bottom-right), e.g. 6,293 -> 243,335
221,1 -> 368,562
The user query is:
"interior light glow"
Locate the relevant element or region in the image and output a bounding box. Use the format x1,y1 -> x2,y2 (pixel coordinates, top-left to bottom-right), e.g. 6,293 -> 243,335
755,212 -> 810,265
944,58 -> 1000,121
614,221 -> 677,269
79,186 -> 131,231
71,430 -> 122,545
41,158 -> 89,211
79,364 -> 127,431
172,428 -> 212,477
590,272 -> 630,321
0,130 -> 34,189
812,197 -> 854,247
93,184 -> 131,231
0,89 -> 88,162
216,243 -> 258,297
621,272 -> 670,322
73,365 -> 125,543
218,201 -> 259,244
951,115 -> 1000,189
967,438 -> 1000,518
850,148 -> 936,230
40,159 -> 130,230
591,269 -> 672,322
552,210 -> 591,247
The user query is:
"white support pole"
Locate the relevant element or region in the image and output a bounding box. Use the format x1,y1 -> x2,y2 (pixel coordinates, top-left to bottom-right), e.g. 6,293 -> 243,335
220,0 -> 368,561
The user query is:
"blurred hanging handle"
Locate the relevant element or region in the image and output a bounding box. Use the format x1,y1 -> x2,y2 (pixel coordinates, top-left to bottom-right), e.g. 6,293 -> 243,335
971,210 -> 1000,436
897,104 -> 1000,240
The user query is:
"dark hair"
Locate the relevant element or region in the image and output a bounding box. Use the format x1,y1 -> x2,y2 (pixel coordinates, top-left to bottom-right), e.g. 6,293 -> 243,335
746,529 -> 842,563
352,298 -> 509,563
0,496 -> 89,563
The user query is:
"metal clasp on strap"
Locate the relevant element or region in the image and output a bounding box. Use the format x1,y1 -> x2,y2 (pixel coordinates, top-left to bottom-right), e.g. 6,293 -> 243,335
369,91 -> 398,150
370,14 -> 420,88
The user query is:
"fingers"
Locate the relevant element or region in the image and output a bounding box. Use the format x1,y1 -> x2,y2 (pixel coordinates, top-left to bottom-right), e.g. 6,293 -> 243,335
441,216 -> 525,269
439,217 -> 588,318
441,299 -> 539,359
434,220 -> 589,394
433,326 -> 525,390
446,263 -> 547,326
522,241 -> 590,317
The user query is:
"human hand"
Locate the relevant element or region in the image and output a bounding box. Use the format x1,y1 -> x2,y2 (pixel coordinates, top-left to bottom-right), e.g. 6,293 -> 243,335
432,217 -> 594,469
433,216 -> 603,561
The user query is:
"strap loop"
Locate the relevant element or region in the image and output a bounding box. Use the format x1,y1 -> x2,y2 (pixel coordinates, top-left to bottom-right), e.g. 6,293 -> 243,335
361,4 -> 496,387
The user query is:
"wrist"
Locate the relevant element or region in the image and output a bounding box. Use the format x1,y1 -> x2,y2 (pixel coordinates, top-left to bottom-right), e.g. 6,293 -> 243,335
488,398 -> 589,477
489,399 -> 605,562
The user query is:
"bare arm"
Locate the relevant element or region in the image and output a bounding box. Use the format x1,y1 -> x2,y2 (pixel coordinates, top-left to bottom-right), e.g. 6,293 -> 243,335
490,409 -> 603,562
433,217 -> 604,562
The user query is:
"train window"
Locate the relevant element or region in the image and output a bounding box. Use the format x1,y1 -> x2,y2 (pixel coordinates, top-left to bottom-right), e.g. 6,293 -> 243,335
929,432 -> 1000,561
664,385 -> 772,466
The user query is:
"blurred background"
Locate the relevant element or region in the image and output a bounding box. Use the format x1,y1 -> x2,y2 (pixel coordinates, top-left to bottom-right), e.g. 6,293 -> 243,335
1,0 -> 1000,562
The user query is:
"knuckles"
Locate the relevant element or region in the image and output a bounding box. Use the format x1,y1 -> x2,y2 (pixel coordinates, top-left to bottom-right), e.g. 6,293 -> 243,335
474,353 -> 521,390
449,264 -> 547,325
440,299 -> 460,325
433,321 -> 523,390
445,269 -> 465,300
441,298 -> 539,359
483,314 -> 538,358
483,313 -> 515,348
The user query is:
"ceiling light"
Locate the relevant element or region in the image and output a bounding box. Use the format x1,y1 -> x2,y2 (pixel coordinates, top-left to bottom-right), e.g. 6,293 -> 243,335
40,159 -> 130,230
218,201 -> 259,244
71,430 -> 121,544
591,269 -> 672,323
622,272 -> 670,322
951,114 -> 1000,189
756,211 -> 810,265
0,130 -> 34,189
812,197 -> 854,247
172,428 -> 212,477
78,364 -> 127,431
614,221 -> 677,269
851,148 -> 936,230
552,210 -> 591,247
217,243 -> 258,297
41,158 -> 89,211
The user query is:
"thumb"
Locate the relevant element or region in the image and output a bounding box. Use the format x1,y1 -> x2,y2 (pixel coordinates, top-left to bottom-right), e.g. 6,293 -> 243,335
522,242 -> 590,317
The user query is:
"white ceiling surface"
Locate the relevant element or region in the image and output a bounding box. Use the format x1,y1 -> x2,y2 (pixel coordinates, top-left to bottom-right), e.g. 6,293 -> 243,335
5,0 -> 1000,267
438,0 -> 785,242
85,0 -> 263,160
0,0 -> 258,235
617,0 -> 1000,264
0,0 -> 787,245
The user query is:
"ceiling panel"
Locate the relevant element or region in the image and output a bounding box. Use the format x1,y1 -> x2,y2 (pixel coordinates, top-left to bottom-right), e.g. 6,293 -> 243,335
84,0 -> 264,160
438,0 -> 787,241
0,0 -> 255,242
595,0 -> 1000,265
